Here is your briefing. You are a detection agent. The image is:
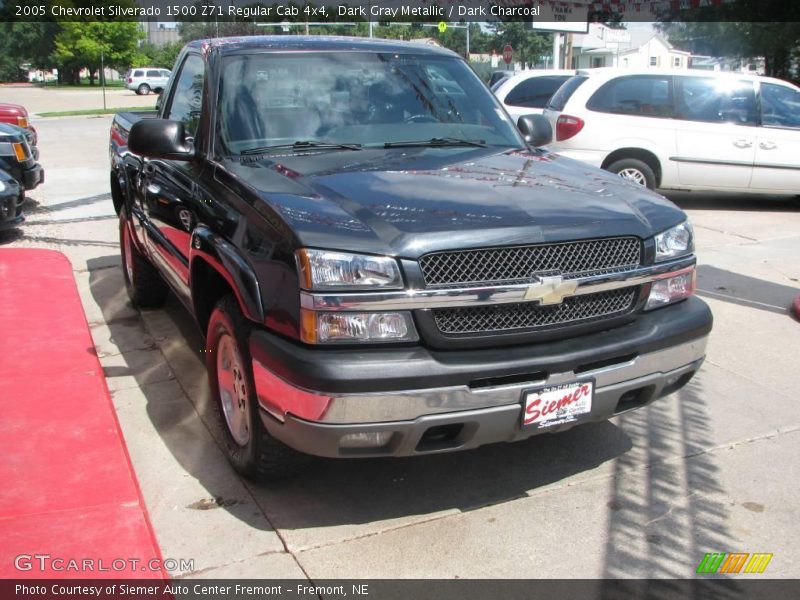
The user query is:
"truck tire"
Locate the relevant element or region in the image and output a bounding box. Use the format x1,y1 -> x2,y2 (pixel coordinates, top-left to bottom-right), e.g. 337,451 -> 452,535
606,158 -> 656,190
119,209 -> 169,308
137,83 -> 151,95
206,295 -> 311,481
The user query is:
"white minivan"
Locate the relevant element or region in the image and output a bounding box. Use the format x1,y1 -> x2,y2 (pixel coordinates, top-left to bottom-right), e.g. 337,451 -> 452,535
543,68 -> 800,194
126,68 -> 171,95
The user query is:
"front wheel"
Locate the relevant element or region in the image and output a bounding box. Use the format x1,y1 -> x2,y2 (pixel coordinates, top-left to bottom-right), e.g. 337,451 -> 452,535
206,295 -> 311,481
137,83 -> 151,95
606,158 -> 656,190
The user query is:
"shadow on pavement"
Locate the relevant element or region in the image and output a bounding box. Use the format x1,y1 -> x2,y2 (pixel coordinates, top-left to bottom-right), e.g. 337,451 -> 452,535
697,265 -> 799,316
600,375 -> 740,596
664,191 -> 799,212
87,255 -> 637,531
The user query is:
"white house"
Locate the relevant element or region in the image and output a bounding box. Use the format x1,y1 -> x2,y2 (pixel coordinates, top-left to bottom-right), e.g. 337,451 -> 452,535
568,24 -> 690,70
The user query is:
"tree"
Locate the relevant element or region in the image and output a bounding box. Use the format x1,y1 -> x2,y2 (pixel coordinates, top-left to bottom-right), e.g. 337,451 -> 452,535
52,21 -> 144,85
137,42 -> 184,71
0,22 -> 59,82
658,3 -> 800,80
490,22 -> 551,69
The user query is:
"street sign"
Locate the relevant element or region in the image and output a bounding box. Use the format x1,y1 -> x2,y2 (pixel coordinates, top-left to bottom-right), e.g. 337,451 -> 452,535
503,44 -> 513,65
438,21 -> 447,33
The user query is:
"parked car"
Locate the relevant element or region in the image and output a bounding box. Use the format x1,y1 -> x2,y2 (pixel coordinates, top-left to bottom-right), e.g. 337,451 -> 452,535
488,70 -> 513,89
0,169 -> 24,231
543,68 -> 800,193
493,69 -> 576,121
0,102 -> 37,146
126,68 -> 171,95
0,123 -> 43,205
110,36 -> 711,480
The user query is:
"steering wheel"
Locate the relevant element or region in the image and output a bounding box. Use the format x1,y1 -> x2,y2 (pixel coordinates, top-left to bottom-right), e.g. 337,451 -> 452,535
404,114 -> 439,124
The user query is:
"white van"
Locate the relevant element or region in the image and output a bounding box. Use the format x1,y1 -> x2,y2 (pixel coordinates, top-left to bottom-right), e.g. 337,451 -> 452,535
543,68 -> 800,194
126,68 -> 171,95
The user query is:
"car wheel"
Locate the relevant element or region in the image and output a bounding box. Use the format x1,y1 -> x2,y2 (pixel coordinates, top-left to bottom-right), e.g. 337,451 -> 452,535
137,83 -> 151,95
207,295 -> 311,481
15,189 -> 24,207
607,158 -> 656,190
119,208 -> 168,308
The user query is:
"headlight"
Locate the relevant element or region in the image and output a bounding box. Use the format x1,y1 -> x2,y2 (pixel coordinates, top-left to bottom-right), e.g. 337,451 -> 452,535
296,248 -> 403,290
300,309 -> 418,344
654,221 -> 694,262
0,180 -> 5,193
645,269 -> 696,311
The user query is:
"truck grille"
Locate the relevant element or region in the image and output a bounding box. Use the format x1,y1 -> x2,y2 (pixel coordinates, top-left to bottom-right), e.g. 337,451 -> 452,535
419,237 -> 641,288
432,288 -> 638,335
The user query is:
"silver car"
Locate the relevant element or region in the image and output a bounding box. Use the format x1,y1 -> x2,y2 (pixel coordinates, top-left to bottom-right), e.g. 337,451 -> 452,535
126,68 -> 171,95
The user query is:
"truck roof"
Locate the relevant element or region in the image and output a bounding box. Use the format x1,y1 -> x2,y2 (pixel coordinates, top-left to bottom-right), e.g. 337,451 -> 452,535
185,35 -> 459,57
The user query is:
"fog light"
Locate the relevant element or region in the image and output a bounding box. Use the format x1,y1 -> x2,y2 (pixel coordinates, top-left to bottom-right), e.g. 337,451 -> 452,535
301,309 -> 418,344
340,431 -> 393,449
645,270 -> 696,310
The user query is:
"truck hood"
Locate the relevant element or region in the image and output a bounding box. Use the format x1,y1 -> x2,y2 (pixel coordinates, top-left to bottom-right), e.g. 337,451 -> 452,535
220,147 -> 686,258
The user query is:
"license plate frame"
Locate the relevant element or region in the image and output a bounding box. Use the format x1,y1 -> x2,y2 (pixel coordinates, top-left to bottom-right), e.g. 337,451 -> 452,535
521,379 -> 595,430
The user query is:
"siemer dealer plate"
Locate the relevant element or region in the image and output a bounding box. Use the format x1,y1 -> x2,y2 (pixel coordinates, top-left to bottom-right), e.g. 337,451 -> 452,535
522,380 -> 594,430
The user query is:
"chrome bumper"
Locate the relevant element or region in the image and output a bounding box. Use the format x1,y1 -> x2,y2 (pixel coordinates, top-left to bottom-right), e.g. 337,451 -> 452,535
254,336 -> 707,458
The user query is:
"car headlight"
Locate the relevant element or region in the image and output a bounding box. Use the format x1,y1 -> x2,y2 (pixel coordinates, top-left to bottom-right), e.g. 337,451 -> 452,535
300,309 -> 418,344
0,180 -> 5,193
645,269 -> 696,311
296,249 -> 403,290
654,221 -> 694,262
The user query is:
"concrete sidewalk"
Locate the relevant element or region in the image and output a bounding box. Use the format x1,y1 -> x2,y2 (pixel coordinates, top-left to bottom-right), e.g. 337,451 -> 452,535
2,115 -> 799,580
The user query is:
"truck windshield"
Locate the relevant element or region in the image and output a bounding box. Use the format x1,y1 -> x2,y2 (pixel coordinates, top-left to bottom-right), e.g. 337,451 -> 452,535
217,52 -> 524,155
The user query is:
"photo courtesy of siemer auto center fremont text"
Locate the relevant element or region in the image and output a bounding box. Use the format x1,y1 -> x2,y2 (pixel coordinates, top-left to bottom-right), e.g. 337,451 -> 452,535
0,0 -> 798,597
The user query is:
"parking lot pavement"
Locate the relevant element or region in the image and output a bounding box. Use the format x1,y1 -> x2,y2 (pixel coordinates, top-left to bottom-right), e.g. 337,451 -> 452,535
2,115 -> 799,579
1,84 -> 158,114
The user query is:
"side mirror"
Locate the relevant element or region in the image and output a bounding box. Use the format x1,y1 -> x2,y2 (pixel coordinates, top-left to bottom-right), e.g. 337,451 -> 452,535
517,114 -> 552,148
128,119 -> 193,161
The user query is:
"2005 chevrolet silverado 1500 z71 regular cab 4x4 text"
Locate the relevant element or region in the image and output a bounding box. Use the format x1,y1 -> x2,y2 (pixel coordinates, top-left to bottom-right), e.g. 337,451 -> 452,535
109,37 -> 712,480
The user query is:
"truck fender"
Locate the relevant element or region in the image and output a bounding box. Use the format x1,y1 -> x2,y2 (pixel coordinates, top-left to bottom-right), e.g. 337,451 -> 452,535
189,226 -> 264,324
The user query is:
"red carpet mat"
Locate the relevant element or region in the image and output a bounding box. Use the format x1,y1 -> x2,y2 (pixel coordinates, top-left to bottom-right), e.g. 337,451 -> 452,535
0,249 -> 163,579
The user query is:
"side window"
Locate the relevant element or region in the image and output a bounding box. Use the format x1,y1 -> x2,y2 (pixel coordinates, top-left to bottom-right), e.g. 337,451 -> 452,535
760,83 -> 800,129
133,70 -> 144,77
166,54 -> 204,137
161,70 -> 171,78
505,76 -> 568,109
146,70 -> 160,78
587,75 -> 673,118
675,77 -> 756,125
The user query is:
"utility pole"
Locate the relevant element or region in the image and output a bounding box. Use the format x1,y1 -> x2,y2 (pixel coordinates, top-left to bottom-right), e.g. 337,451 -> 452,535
100,49 -> 106,111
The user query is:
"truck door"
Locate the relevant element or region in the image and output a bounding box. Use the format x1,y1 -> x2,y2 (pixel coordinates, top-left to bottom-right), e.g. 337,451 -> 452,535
140,53 -> 206,298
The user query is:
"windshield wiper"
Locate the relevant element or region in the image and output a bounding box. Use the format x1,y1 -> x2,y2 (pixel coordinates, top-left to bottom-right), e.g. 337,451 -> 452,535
241,140 -> 361,155
383,137 -> 486,149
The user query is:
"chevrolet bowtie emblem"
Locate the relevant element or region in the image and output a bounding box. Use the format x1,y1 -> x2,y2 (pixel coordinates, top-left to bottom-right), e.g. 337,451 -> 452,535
523,276 -> 579,305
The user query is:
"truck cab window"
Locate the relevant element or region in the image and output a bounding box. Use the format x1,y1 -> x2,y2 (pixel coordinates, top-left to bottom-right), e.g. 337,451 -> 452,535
166,54 -> 204,137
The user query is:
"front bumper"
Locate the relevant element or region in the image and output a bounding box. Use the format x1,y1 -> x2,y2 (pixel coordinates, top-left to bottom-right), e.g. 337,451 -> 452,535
251,297 -> 712,457
22,162 -> 44,190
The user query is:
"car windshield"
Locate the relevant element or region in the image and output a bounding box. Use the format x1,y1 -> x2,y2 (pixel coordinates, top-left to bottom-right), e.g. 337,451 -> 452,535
217,52 -> 524,155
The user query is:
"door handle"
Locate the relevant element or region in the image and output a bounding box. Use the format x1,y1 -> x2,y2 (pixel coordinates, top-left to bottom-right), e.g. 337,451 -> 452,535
733,139 -> 753,148
759,141 -> 777,150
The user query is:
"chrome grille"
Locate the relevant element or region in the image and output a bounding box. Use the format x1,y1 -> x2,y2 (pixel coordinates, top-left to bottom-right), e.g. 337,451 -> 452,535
419,237 -> 641,288
433,288 -> 638,334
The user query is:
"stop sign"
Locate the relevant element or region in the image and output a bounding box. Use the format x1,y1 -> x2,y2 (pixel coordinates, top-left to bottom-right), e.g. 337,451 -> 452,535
503,44 -> 513,65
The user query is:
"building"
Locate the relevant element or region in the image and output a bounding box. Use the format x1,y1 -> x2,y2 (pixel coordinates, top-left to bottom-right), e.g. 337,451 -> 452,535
567,24 -> 689,70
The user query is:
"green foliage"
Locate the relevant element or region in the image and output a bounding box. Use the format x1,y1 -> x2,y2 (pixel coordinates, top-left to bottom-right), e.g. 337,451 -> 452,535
658,5 -> 800,80
489,22 -> 551,68
136,42 -> 184,71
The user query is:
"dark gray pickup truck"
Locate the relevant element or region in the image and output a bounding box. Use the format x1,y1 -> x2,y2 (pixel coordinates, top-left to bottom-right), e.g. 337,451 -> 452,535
110,36 -> 712,480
